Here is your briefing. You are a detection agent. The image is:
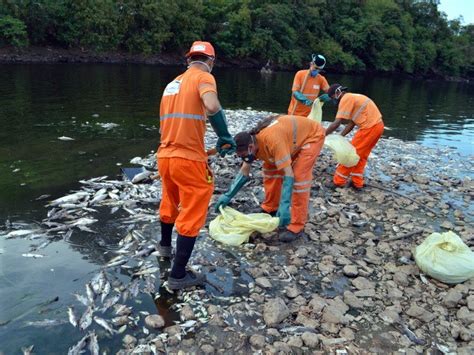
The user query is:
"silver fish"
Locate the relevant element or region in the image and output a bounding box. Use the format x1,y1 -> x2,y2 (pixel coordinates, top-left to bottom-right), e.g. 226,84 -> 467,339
49,191 -> 89,206
5,229 -> 39,239
86,283 -> 95,305
22,253 -> 45,258
130,279 -> 140,297
73,293 -> 90,307
25,319 -> 67,327
79,306 -> 93,331
21,345 -> 34,355
101,293 -> 120,312
67,307 -> 78,327
101,281 -> 111,303
88,331 -> 99,355
67,333 -> 89,355
93,316 -> 115,335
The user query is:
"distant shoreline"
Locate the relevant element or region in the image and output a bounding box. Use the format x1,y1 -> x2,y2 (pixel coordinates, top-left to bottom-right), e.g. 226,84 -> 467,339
0,46 -> 470,83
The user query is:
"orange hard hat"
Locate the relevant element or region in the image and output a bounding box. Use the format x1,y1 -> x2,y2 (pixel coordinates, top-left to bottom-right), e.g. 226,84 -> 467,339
185,41 -> 215,58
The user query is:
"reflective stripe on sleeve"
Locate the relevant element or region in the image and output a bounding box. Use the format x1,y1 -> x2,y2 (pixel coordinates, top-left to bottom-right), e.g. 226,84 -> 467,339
351,98 -> 370,122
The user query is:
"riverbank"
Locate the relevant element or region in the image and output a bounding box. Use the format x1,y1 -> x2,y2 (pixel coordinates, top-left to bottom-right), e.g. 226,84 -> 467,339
1,109 -> 473,354
0,46 -> 470,83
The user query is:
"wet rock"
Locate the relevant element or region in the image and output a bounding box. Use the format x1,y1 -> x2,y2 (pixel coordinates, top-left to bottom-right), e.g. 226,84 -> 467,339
200,344 -> 215,354
457,307 -> 474,325
309,295 -> 328,313
343,291 -> 364,309
256,277 -> 272,288
286,265 -> 298,275
406,304 -> 435,322
387,287 -> 404,300
263,298 -> 290,326
321,321 -> 340,334
287,335 -> 303,348
249,334 -> 266,349
444,289 -> 463,308
123,334 -> 137,348
354,289 -> 376,298
379,309 -> 400,324
208,314 -> 225,326
164,324 -> 181,336
301,332 -> 319,348
180,304 -> 196,320
343,265 -> 359,277
322,306 -> 347,324
272,341 -> 291,354
207,304 -> 220,315
393,272 -> 410,286
145,314 -> 165,329
351,276 -> 375,290
295,313 -> 319,329
285,286 -> 300,299
320,336 -> 347,347
295,247 -> 308,258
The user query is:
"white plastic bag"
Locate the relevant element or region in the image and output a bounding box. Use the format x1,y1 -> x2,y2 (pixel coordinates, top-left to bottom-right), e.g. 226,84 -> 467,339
323,135 -> 360,167
414,231 -> 474,284
307,98 -> 323,123
209,207 -> 279,246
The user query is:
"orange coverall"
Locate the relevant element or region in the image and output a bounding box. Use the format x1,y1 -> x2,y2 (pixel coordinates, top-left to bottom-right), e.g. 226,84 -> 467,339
256,115 -> 325,233
287,70 -> 329,116
157,66 -> 216,237
333,93 -> 384,188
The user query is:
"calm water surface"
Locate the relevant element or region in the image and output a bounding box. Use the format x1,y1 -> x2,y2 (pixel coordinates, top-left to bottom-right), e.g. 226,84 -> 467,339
0,64 -> 472,353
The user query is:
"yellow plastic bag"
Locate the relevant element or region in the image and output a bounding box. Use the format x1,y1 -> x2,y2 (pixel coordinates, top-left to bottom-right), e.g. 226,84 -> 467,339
307,98 -> 323,123
323,135 -> 360,167
414,231 -> 474,284
209,207 -> 279,246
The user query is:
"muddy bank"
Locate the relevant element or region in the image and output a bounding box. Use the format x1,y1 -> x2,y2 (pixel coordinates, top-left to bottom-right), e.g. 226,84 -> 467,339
1,109 -> 473,354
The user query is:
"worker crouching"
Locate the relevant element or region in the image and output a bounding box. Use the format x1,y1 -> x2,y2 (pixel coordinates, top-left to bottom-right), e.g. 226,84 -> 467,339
215,115 -> 325,242
325,84 -> 384,189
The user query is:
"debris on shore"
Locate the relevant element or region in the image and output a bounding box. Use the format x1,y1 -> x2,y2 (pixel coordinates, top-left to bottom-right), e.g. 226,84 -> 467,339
1,109 -> 473,354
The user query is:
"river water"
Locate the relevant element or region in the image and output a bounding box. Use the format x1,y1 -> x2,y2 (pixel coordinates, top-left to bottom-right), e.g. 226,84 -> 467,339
0,64 -> 472,353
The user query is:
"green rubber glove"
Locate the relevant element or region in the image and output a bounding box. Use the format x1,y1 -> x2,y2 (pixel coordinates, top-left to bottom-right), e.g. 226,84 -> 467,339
214,173 -> 249,213
276,176 -> 294,227
319,93 -> 331,103
293,91 -> 313,106
208,109 -> 237,157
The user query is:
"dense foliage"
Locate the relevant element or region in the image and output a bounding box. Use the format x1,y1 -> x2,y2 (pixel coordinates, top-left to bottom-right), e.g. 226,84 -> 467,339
0,0 -> 472,77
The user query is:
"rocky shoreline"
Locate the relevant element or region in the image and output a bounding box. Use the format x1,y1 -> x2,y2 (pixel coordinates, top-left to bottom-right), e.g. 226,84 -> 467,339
1,109 -> 473,354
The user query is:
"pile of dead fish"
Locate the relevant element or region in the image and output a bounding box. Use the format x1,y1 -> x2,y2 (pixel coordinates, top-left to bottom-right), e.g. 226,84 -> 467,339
2,109 -> 473,354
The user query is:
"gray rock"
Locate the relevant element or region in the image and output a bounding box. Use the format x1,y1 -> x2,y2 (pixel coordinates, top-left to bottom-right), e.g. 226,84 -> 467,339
343,265 -> 359,277
444,289 -> 463,308
301,332 -> 319,348
387,287 -> 404,300
295,313 -> 319,329
343,291 -> 364,309
272,341 -> 291,354
457,307 -> 474,325
393,272 -> 410,286
322,306 -> 346,324
123,334 -> 137,348
351,276 -> 375,290
256,277 -> 272,289
249,334 -> 266,349
285,286 -> 300,299
164,324 -> 181,336
309,295 -> 327,313
379,309 -> 400,324
200,344 -> 215,354
263,298 -> 290,326
295,247 -> 308,258
339,327 -> 355,341
406,304 -> 435,322
180,304 -> 196,320
287,335 -> 303,347
145,314 -> 165,329
467,295 -> 474,311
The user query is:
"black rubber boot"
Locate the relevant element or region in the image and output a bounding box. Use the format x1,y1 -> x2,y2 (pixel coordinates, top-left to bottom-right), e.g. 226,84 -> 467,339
168,235 -> 204,290
157,221 -> 174,258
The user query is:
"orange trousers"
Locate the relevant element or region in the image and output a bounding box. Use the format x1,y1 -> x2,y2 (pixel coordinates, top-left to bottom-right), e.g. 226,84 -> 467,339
158,157 -> 214,237
333,121 -> 384,188
261,139 -> 324,233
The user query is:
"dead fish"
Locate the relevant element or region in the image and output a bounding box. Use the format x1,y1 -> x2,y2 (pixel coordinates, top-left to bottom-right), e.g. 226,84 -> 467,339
88,331 -> 99,355
21,345 -> 34,355
114,304 -> 132,316
86,283 -> 96,304
49,191 -> 89,206
79,306 -> 93,331
5,229 -> 39,239
93,316 -> 115,335
25,319 -> 67,327
73,293 -> 90,307
100,281 -> 111,303
101,293 -> 120,312
67,307 -> 78,327
130,279 -> 140,297
22,253 -> 45,258
67,333 -> 89,355
58,136 -> 75,141
133,267 -> 159,277
398,322 -> 426,345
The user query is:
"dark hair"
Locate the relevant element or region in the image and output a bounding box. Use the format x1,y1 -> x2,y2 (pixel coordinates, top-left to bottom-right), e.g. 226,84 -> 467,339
234,115 -> 280,152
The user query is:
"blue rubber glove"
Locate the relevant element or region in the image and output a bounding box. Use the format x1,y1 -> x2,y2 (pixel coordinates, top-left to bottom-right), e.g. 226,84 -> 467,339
214,173 -> 249,213
276,176 -> 294,227
318,93 -> 331,103
293,91 -> 312,106
208,110 -> 237,157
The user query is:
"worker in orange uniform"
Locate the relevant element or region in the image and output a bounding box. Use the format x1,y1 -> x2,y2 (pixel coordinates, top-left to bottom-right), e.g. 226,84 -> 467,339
157,41 -> 236,290
325,84 -> 384,190
287,54 -> 331,117
214,115 -> 325,242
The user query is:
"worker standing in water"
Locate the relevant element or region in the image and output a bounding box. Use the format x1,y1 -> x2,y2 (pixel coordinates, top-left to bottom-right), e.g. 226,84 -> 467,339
157,41 -> 236,289
214,115 -> 325,242
287,54 -> 331,116
325,84 -> 384,190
